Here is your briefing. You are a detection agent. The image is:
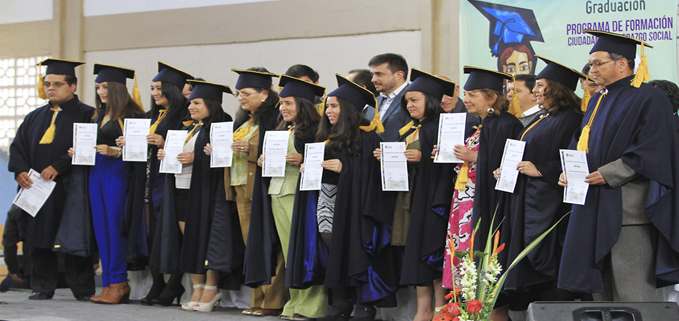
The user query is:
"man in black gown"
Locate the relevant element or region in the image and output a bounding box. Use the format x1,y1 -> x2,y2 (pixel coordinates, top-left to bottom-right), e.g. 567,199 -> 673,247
8,59 -> 95,300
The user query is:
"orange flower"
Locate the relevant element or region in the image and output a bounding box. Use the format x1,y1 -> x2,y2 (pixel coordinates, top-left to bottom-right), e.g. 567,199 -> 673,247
467,300 -> 483,313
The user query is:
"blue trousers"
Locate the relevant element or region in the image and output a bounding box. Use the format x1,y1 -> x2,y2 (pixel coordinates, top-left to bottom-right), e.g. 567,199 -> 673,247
89,153 -> 128,286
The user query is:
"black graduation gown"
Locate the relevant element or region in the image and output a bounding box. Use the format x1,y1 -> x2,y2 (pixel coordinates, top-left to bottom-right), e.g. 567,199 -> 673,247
242,109 -> 286,287
286,131 -> 398,305
471,110 -> 523,252
559,76 -> 679,292
400,116 -> 456,285
8,95 -> 94,251
499,108 -> 582,291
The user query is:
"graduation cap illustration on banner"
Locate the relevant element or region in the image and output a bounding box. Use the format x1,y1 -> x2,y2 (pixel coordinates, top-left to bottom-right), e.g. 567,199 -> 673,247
469,0 -> 544,57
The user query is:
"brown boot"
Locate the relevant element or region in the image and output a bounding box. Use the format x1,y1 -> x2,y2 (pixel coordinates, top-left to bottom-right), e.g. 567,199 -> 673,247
90,287 -> 109,303
97,281 -> 130,304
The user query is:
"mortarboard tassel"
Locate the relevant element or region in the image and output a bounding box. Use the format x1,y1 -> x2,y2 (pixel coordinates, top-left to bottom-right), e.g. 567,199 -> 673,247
132,74 -> 143,108
508,77 -> 523,118
315,94 -> 326,116
37,61 -> 47,100
39,107 -> 60,144
631,43 -> 650,88
581,76 -> 591,112
576,91 -> 607,153
359,97 -> 384,133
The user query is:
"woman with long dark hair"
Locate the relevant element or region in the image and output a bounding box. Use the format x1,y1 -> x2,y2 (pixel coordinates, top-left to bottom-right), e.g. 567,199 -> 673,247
287,75 -> 397,321
118,62 -> 193,306
83,64 -> 144,304
376,69 -> 455,321
228,68 -> 286,316
251,75 -> 329,319
493,56 -> 584,311
157,80 -> 239,312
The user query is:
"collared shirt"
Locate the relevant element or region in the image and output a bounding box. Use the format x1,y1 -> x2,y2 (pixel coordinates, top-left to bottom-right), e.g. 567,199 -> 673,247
378,81 -> 408,121
522,105 -> 541,117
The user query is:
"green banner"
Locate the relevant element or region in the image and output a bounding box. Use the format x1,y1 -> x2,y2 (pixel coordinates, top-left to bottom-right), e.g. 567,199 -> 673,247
460,0 -> 677,92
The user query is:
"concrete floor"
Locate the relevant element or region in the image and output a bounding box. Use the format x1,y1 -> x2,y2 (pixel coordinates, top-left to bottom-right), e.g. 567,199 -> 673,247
0,288 -> 282,321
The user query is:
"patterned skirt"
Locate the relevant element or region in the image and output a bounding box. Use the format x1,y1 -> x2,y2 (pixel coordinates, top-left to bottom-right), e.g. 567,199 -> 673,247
316,183 -> 337,233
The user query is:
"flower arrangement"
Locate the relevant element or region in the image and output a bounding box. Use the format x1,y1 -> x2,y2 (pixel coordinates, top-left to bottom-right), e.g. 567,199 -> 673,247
435,212 -> 569,321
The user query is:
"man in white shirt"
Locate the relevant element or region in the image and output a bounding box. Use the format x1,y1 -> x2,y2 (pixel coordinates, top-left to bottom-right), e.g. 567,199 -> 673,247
507,74 -> 540,126
366,53 -> 411,142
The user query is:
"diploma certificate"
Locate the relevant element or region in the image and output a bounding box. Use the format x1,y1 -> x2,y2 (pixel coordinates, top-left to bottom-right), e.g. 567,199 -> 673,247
13,169 -> 57,217
72,123 -> 97,166
122,118 -> 151,162
380,142 -> 409,191
300,142 -> 325,191
560,149 -> 590,205
495,139 -> 526,193
159,130 -> 188,174
210,122 -> 234,168
434,113 -> 467,163
262,131 -> 290,177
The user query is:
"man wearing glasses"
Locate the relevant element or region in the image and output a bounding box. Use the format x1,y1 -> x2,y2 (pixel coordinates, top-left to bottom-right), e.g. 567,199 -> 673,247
8,58 -> 95,301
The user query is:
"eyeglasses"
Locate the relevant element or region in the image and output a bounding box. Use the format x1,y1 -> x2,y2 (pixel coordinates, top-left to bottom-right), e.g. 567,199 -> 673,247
43,82 -> 67,88
587,60 -> 614,69
234,91 -> 256,98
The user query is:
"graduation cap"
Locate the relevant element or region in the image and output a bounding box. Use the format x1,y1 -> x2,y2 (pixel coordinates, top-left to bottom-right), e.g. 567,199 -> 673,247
152,61 -> 194,90
406,68 -> 456,102
463,66 -> 512,92
469,0 -> 544,56
278,75 -> 326,102
94,64 -> 135,84
535,56 -> 586,92
187,80 -> 233,103
36,58 -> 85,100
327,74 -> 383,133
232,69 -> 279,90
463,66 -> 522,117
585,30 -> 653,88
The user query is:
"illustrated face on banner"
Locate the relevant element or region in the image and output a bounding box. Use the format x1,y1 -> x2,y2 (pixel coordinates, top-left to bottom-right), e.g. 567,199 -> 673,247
501,46 -> 533,74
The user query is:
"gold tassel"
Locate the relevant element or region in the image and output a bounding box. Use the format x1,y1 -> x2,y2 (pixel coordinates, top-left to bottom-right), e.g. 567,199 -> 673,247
581,77 -> 591,112
133,74 -> 143,108
37,61 -> 46,100
359,99 -> 384,133
316,94 -> 326,116
149,109 -> 166,134
631,43 -> 650,88
399,120 -> 415,137
576,92 -> 606,153
508,77 -> 523,118
182,120 -> 194,127
455,162 -> 469,190
38,107 -> 60,144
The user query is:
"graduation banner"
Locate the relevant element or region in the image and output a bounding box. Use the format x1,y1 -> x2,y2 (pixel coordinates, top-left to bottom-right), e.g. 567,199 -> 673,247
460,0 -> 677,93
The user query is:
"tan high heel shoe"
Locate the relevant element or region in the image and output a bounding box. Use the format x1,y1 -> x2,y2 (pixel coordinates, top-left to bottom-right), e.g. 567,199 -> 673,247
90,287 -> 109,303
97,281 -> 130,304
193,285 -> 222,312
181,284 -> 205,311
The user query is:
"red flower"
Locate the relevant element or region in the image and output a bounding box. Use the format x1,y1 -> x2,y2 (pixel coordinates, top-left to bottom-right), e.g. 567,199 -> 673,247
444,288 -> 461,300
467,300 -> 483,313
444,302 -> 461,316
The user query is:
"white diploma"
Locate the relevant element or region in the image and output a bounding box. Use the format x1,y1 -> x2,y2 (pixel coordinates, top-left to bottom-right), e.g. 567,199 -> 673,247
434,113 -> 467,163
560,149 -> 590,205
380,142 -> 409,191
72,123 -> 97,166
159,130 -> 188,174
262,131 -> 290,177
122,118 -> 151,162
210,122 -> 234,168
13,169 -> 57,217
495,139 -> 526,193
300,142 -> 325,191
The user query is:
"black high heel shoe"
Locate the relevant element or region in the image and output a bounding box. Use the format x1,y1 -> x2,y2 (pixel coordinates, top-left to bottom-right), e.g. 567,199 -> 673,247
140,281 -> 166,305
352,304 -> 376,321
152,284 -> 185,306
311,303 -> 353,321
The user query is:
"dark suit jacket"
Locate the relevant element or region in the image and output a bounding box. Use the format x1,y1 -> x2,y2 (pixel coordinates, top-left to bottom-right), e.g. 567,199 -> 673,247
363,85 -> 411,142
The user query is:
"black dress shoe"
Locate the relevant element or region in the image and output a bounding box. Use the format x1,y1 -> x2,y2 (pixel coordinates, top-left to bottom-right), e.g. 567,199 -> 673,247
28,292 -> 54,300
75,295 -> 92,301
